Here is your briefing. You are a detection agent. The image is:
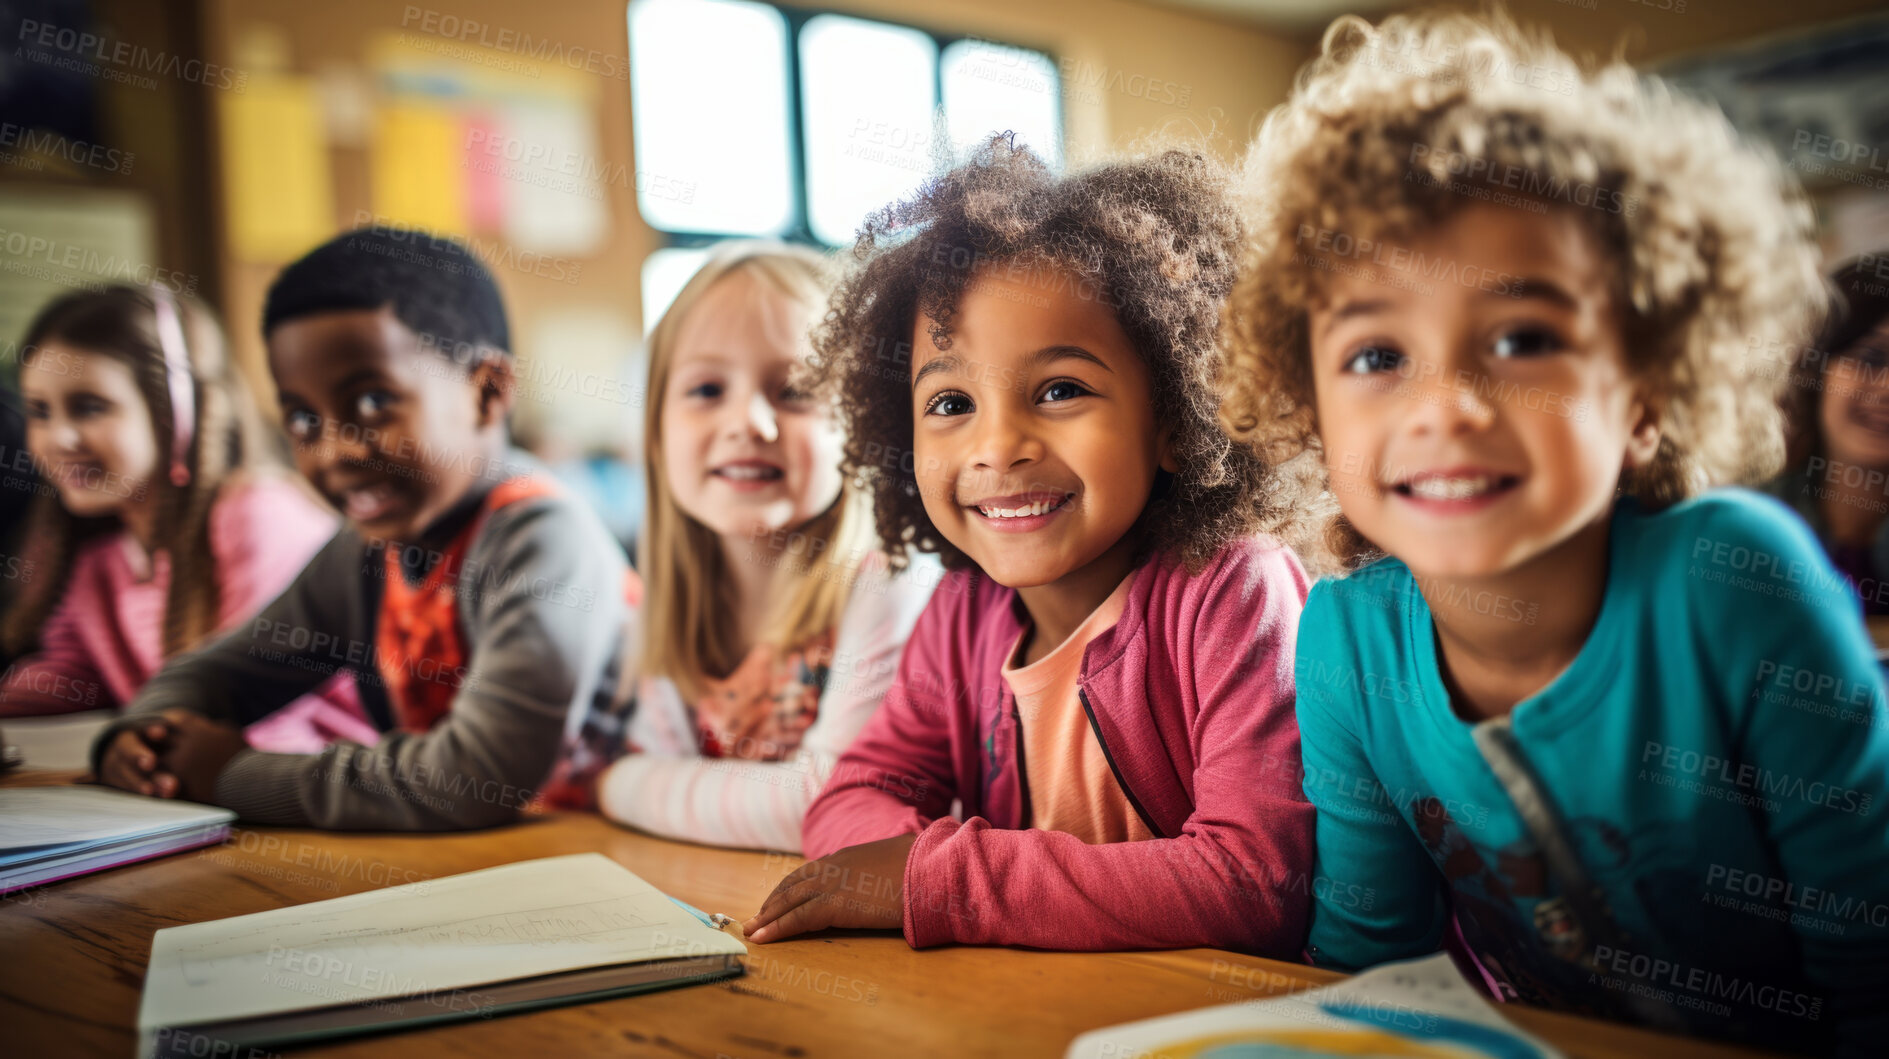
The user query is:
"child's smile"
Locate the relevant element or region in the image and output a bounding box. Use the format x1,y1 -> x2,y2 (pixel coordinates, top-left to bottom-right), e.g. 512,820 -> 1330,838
1385,466 -> 1524,514
910,265 -> 1174,598
1820,322 -> 1889,470
20,345 -> 159,521
966,490 -> 1076,531
268,306 -> 511,543
1309,203 -> 1660,581
660,268 -> 843,543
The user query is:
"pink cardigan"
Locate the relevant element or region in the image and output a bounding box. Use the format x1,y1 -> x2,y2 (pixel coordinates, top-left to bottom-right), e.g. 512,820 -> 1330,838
801,538 -> 1315,954
0,476 -> 372,751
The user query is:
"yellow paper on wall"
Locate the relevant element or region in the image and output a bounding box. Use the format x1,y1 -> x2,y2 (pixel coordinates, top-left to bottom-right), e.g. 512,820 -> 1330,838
370,102 -> 470,237
218,78 -> 333,263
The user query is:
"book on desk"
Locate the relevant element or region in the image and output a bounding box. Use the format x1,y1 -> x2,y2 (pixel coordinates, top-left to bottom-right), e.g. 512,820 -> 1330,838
0,785 -> 235,894
1066,951 -> 1561,1059
137,852 -> 746,1059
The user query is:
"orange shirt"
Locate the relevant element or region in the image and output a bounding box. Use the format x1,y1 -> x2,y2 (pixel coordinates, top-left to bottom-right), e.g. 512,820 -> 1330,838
1001,576 -> 1153,845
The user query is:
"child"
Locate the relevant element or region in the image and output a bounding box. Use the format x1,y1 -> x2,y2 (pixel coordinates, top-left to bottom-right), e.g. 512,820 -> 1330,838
584,243 -> 934,852
742,137 -> 1319,954
1218,11 -> 1889,1051
0,285 -> 370,752
1766,256 -> 1889,614
93,227 -> 629,830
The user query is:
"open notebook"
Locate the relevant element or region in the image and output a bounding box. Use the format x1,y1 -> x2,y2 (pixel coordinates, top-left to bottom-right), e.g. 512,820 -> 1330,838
137,853 -> 746,1059
1066,952 -> 1562,1059
0,786 -> 235,894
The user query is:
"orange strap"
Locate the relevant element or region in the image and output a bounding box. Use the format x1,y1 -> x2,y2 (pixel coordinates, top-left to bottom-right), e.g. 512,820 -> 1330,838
374,477 -> 560,732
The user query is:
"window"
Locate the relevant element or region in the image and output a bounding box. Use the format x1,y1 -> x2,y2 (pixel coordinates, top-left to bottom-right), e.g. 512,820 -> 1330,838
627,0 -> 796,236
798,15 -> 938,247
627,0 -> 1063,323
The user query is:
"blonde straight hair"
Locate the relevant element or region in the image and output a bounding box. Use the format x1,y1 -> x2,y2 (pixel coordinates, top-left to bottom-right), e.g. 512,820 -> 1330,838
639,243 -> 878,702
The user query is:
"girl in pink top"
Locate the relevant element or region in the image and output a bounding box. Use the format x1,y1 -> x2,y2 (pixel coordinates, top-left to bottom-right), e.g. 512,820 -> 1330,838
743,138 -> 1323,954
0,286 -> 369,751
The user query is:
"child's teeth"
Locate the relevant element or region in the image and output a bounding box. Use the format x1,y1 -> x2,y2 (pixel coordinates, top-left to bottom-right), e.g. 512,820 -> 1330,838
981,498 -> 1058,518
1409,475 -> 1494,500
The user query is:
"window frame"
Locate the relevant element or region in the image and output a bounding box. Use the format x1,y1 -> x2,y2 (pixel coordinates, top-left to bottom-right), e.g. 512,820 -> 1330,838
628,0 -> 1064,252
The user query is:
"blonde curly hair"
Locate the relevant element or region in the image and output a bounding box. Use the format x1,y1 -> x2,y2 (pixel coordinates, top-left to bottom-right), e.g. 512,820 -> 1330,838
1218,7 -> 1825,570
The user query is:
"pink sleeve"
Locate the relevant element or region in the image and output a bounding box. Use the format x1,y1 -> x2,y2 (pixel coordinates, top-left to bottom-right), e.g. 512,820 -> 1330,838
800,580 -> 964,859
203,478 -> 371,752
209,479 -> 338,628
900,547 -> 1316,955
0,560 -> 113,716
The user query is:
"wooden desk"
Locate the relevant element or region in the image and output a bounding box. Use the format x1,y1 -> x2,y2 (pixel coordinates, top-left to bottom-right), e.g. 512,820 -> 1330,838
0,772 -> 1766,1058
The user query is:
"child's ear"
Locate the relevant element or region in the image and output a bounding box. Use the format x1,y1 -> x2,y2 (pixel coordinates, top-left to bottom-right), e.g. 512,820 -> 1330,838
1622,393 -> 1662,469
469,349 -> 517,428
1157,423 -> 1180,474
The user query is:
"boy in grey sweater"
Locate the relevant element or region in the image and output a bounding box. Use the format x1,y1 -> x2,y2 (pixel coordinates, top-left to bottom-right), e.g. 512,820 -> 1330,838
94,227 -> 627,830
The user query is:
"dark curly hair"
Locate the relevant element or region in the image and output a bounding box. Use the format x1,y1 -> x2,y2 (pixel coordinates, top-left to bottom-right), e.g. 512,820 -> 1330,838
803,134 -> 1317,574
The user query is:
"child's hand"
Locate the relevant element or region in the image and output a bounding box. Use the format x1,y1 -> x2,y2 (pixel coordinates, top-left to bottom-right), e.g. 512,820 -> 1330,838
724,707 -> 814,761
698,700 -> 814,761
152,710 -> 247,804
742,833 -> 916,943
99,718 -> 178,797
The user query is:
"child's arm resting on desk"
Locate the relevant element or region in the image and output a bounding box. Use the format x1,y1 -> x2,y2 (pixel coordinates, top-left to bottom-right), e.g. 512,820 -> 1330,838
794,581 -> 967,857
1294,582 -> 1450,968
213,496 -> 627,830
93,530 -> 367,792
759,549 -> 1319,954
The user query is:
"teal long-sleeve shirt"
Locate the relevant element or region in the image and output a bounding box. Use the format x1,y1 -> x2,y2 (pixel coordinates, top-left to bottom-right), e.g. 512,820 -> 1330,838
1295,491 -> 1889,1055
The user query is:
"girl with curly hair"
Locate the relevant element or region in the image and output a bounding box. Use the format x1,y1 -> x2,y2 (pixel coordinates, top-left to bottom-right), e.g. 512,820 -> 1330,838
743,135 -> 1319,956
1218,9 -> 1888,1049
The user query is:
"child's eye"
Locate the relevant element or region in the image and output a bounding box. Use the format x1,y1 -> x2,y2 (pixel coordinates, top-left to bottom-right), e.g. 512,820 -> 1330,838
686,381 -> 724,400
1843,345 -> 1889,372
284,409 -> 320,441
1342,345 -> 1404,374
923,391 -> 973,417
1040,380 -> 1092,404
354,391 -> 396,419
69,395 -> 110,418
1492,326 -> 1564,358
22,399 -> 49,420
778,384 -> 813,406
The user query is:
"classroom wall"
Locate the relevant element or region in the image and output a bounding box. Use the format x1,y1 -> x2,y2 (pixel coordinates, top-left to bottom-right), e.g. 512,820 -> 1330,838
178,0 -> 1307,455
0,0 -> 219,363
1460,0 -> 1885,66
4,0 -> 1881,452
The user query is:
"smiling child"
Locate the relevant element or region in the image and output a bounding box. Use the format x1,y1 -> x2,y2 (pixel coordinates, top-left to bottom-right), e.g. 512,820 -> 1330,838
742,137 -> 1321,953
1219,10 -> 1889,1050
583,243 -> 934,851
0,286 -> 366,750
92,227 -> 628,830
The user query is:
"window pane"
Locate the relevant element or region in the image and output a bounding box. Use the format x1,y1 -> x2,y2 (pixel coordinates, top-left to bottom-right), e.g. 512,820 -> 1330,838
799,15 -> 938,246
628,0 -> 794,235
942,40 -> 1062,170
640,246 -> 715,335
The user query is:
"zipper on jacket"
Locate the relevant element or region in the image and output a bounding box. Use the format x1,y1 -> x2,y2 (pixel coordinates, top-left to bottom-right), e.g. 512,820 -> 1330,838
1077,687 -> 1165,839
1009,688 -> 1034,828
